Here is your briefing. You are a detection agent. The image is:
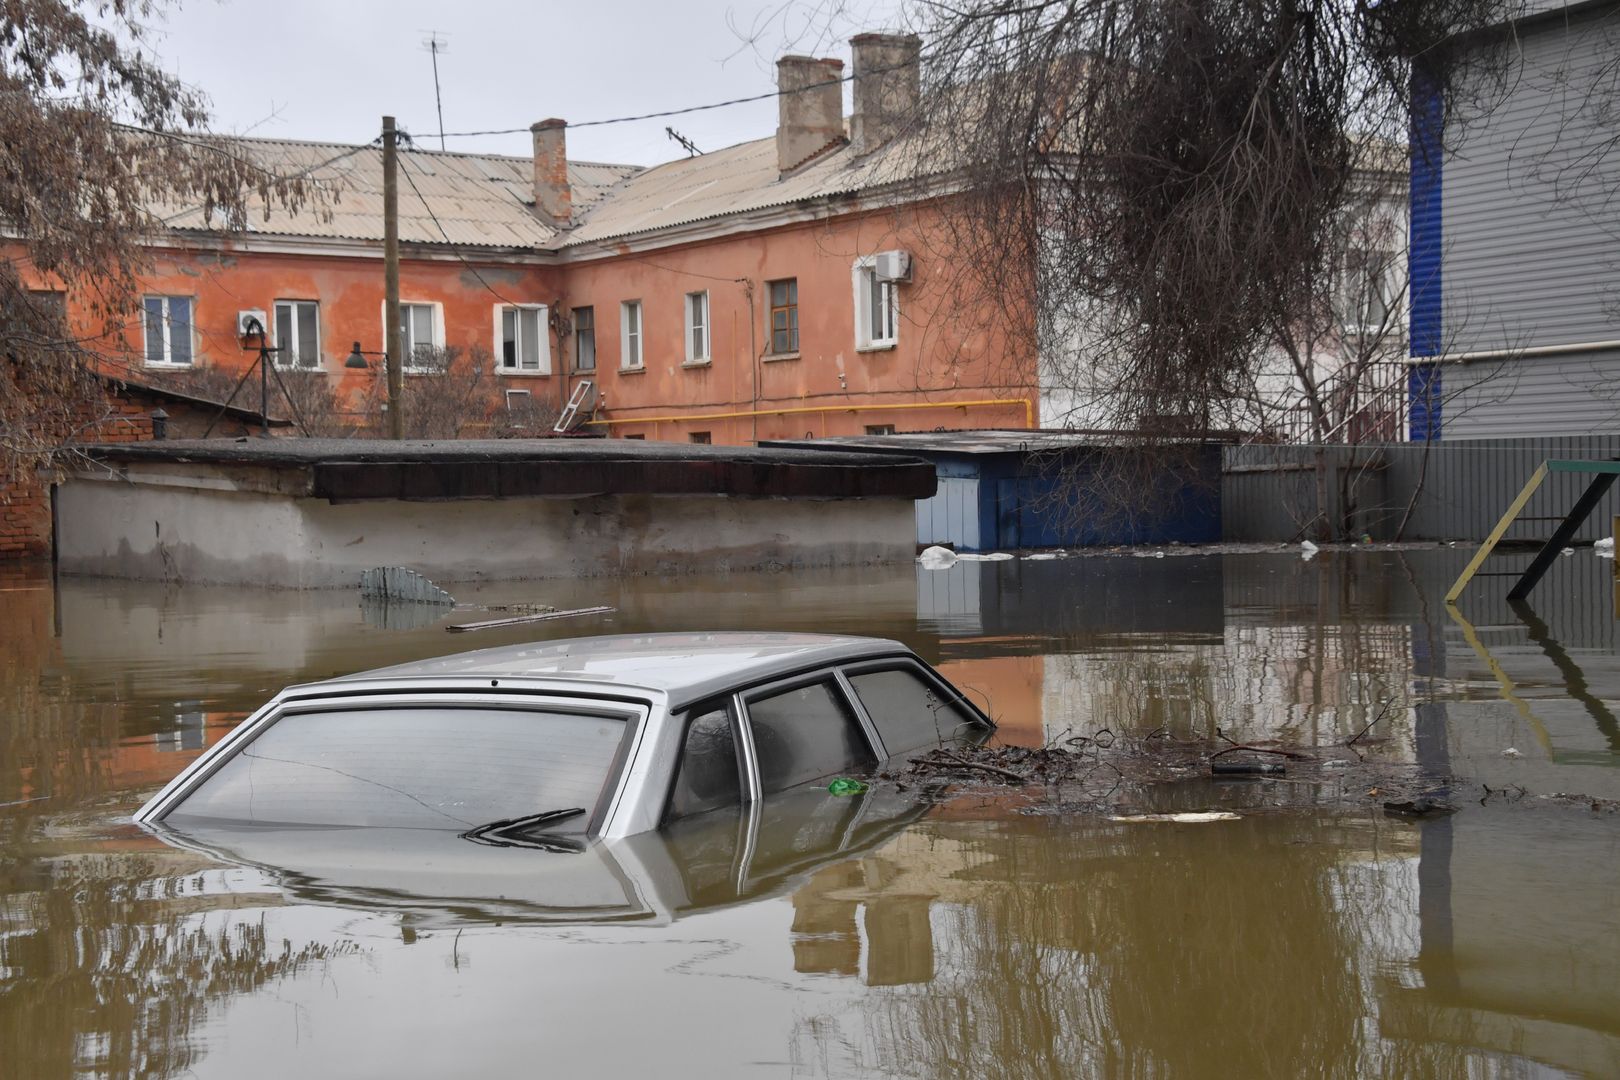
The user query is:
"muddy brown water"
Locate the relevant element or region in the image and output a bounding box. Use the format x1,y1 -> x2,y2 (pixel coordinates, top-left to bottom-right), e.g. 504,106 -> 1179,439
3,549 -> 1618,1078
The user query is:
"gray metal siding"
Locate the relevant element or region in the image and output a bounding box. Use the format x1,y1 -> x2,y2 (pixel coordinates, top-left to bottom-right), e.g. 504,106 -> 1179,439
1442,349 -> 1620,438
1442,8 -> 1620,355
1224,436 -> 1620,541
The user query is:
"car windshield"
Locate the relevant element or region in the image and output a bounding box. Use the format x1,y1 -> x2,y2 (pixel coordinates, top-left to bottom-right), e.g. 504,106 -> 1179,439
164,706 -> 630,832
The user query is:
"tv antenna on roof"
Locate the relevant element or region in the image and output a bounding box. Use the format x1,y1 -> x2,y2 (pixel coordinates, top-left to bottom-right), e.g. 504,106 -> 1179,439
665,127 -> 703,157
420,30 -> 450,150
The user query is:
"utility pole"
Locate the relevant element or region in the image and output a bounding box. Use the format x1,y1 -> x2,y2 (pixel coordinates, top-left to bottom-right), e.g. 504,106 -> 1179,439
383,115 -> 404,439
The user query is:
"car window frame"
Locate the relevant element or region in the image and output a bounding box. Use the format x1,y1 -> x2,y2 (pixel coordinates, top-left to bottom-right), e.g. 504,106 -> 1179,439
136,686 -> 650,839
836,658 -> 994,758
659,695 -> 750,826
733,667 -> 883,801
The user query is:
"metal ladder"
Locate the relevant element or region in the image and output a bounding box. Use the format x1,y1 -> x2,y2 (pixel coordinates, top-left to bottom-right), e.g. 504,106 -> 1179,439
553,379 -> 595,434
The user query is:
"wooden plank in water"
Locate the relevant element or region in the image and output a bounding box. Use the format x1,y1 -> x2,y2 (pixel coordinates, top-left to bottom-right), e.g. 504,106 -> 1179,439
446,605 -> 615,633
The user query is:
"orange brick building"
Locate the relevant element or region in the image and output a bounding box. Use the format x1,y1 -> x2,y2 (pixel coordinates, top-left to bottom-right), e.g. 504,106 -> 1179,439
4,33 -> 1037,555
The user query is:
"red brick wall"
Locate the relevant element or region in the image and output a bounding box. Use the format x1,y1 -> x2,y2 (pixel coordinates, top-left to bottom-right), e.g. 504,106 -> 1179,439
1,387 -> 156,559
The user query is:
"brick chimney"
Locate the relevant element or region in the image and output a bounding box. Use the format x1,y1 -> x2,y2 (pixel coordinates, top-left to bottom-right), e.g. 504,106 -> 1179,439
531,118 -> 571,227
851,33 -> 921,156
776,55 -> 845,176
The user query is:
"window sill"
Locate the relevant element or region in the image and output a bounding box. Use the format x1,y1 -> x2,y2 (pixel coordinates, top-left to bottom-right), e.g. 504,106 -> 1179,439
856,342 -> 898,354
762,352 -> 800,363
681,359 -> 712,369
571,368 -> 599,377
618,366 -> 646,375
273,365 -> 326,375
496,369 -> 550,378
143,361 -> 194,370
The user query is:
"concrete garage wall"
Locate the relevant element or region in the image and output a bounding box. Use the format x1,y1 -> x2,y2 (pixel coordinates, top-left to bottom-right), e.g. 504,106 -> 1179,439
55,477 -> 917,588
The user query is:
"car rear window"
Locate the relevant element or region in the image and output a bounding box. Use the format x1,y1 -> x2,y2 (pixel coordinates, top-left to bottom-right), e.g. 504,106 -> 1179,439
164,707 -> 628,831
847,668 -> 984,756
746,680 -> 875,795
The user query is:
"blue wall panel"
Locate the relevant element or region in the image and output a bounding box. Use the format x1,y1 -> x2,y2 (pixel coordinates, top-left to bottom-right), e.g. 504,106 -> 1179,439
1409,65 -> 1445,360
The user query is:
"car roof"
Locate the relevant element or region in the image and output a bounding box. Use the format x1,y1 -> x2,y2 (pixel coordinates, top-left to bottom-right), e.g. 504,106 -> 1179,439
333,632 -> 914,707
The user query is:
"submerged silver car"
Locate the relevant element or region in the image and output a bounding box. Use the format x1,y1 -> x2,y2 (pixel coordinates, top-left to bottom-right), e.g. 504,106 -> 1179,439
134,633 -> 993,846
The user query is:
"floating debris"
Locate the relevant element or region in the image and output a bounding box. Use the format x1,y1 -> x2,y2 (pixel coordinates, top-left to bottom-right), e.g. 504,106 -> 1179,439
1109,812 -> 1240,823
1211,761 -> 1285,776
446,605 -> 615,633
359,566 -> 455,606
827,778 -> 869,797
358,567 -> 455,630
917,545 -> 958,569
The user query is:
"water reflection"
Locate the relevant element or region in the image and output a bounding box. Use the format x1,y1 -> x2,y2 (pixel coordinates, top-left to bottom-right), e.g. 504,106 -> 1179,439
3,549 -> 1618,1076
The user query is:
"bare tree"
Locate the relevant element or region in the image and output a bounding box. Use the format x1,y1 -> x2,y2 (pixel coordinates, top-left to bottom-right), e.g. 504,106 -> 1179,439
351,345 -> 514,440
897,0 -> 1512,436
0,0 -> 325,485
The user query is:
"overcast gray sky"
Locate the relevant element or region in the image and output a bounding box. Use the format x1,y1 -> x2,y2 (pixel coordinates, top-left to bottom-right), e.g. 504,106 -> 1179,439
143,0 -> 904,166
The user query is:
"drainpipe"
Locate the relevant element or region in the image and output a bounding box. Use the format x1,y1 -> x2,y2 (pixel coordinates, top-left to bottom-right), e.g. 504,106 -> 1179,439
743,279 -> 759,444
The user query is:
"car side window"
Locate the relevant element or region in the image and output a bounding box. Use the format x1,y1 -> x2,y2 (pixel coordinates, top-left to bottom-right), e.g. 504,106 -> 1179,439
665,704 -> 742,822
746,680 -> 875,796
848,667 -> 984,756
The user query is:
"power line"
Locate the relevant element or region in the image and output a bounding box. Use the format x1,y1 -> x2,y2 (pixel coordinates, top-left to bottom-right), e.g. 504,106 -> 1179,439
427,27 -> 1028,140
395,144 -> 522,308
156,139 -> 377,226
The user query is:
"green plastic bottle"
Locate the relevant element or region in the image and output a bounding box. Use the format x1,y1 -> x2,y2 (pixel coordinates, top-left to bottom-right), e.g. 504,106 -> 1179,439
827,777 -> 868,796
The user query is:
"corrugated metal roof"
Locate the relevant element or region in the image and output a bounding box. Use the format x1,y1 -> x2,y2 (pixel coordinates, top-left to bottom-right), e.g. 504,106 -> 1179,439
558,133 -> 912,249
159,136 -> 641,250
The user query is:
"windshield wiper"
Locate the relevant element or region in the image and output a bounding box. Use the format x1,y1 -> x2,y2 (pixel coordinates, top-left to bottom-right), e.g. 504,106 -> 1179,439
461,807 -> 588,853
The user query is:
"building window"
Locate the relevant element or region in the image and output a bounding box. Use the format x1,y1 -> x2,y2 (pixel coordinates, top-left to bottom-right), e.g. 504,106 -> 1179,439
689,431 -> 711,444
505,388 -> 531,411
685,290 -> 709,364
142,296 -> 194,367
620,300 -> 643,369
865,424 -> 897,435
495,303 -> 550,375
273,299 -> 321,369
853,258 -> 898,350
624,433 -> 645,440
573,306 -> 596,372
768,278 -> 798,355
1342,249 -> 1399,333
395,301 -> 445,372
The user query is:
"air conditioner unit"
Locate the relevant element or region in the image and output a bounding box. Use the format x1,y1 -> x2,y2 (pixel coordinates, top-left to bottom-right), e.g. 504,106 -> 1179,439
873,251 -> 912,284
237,309 -> 268,336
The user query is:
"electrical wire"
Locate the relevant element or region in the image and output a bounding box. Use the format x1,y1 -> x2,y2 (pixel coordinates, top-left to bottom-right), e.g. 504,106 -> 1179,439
396,146 -> 523,308
157,139 -> 378,226
431,33 -> 964,139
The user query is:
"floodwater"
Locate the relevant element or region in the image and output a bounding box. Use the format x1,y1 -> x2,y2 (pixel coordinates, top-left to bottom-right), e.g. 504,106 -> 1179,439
2,548 -> 1618,1078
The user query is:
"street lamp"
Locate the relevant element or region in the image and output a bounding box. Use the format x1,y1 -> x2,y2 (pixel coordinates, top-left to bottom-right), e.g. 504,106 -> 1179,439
345,341 -> 385,369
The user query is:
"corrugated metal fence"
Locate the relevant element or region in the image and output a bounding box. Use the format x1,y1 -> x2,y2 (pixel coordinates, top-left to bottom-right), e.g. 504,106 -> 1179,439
1223,437 -> 1620,542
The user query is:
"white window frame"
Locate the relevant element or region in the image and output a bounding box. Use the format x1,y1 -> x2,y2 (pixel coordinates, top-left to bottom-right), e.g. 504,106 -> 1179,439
620,300 -> 643,370
684,290 -> 710,365
272,299 -> 322,370
380,300 -> 447,373
491,303 -> 552,376
141,295 -> 196,368
1340,248 -> 1401,336
852,256 -> 899,351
